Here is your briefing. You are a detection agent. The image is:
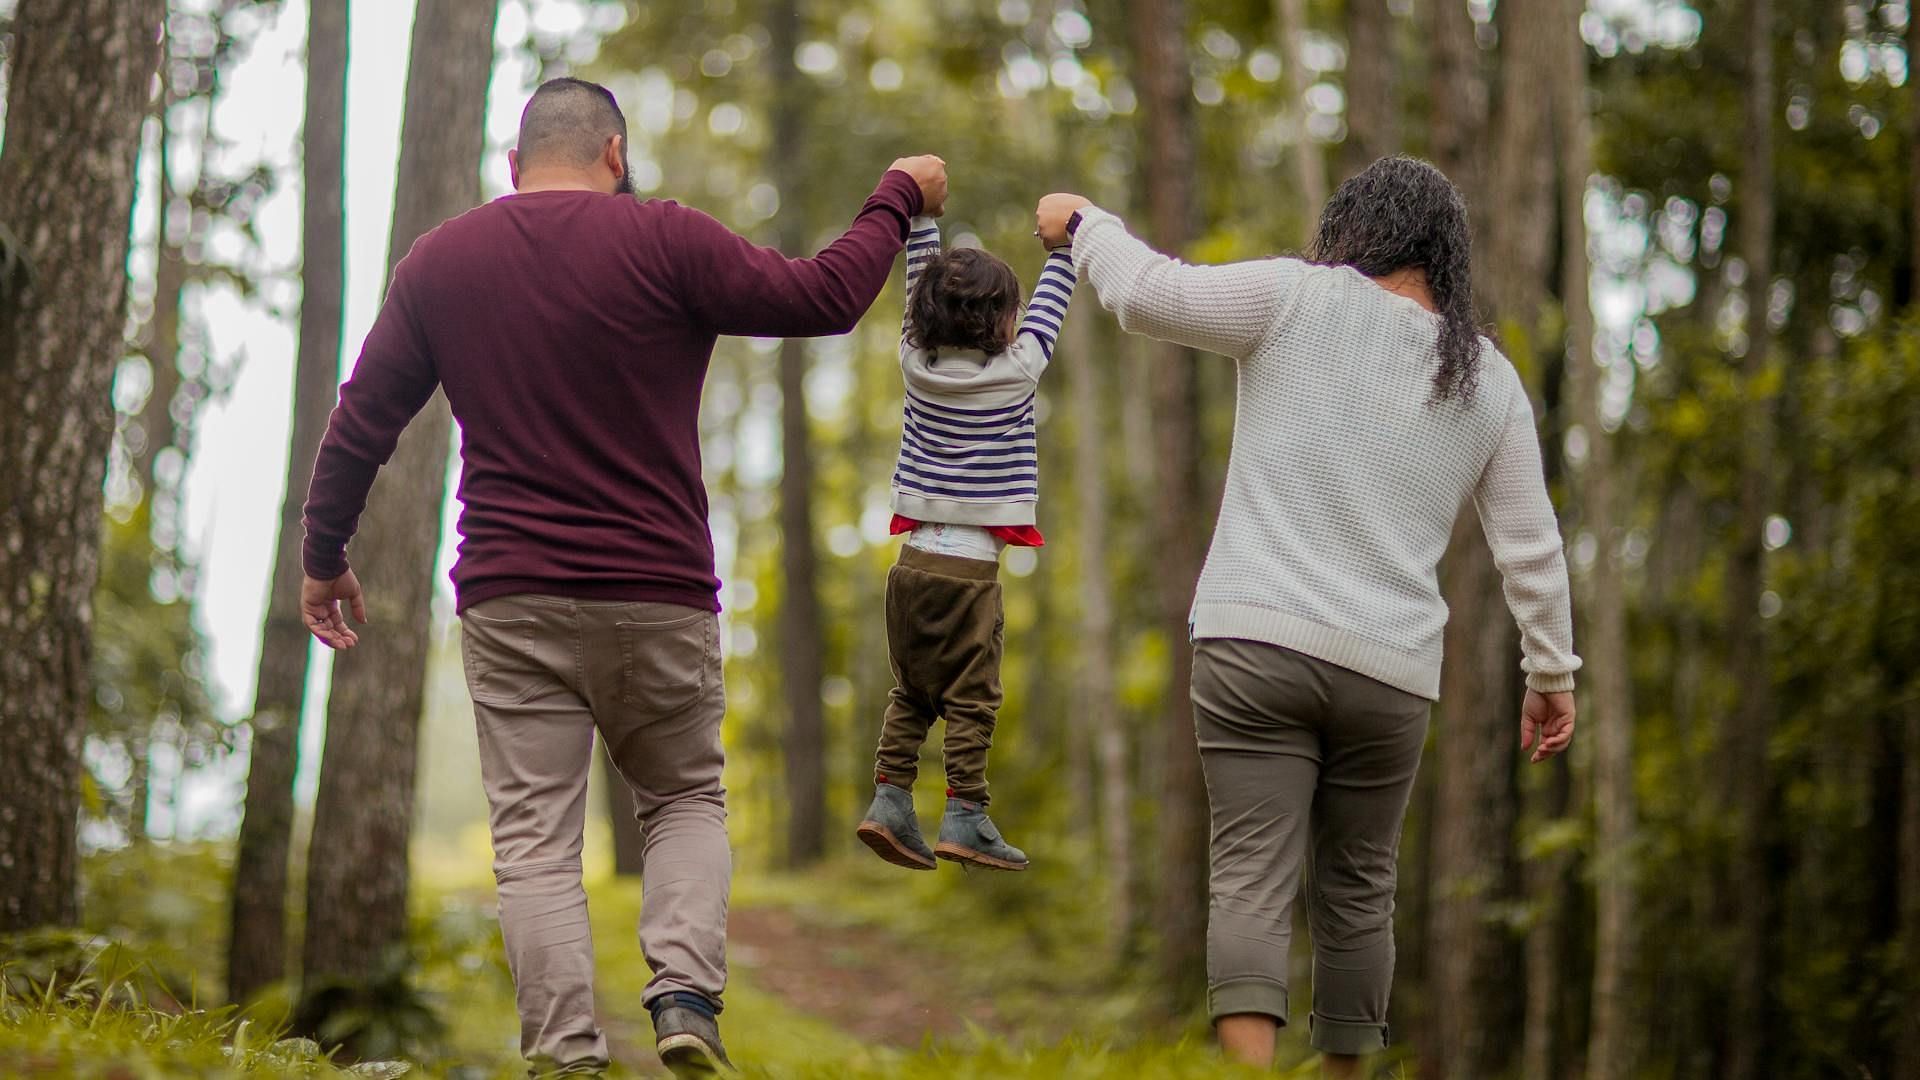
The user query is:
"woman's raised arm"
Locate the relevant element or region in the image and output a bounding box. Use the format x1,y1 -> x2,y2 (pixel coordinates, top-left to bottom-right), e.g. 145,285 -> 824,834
1038,194 -> 1299,361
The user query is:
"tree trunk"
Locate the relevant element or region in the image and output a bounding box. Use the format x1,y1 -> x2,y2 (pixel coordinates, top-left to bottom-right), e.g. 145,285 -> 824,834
226,0 -> 349,1006
1422,0 -> 1484,193
1066,300 -> 1130,945
1275,0 -> 1328,234
0,0 -> 165,934
765,0 -> 827,868
136,105 -> 189,502
1911,5 -> 1920,307
1724,1 -> 1775,1076
1425,0 -> 1553,1073
1900,695 -> 1920,1080
300,0 -> 497,991
1556,0 -> 1638,1073
1127,0 -> 1210,1009
1340,0 -> 1399,182
603,748 -> 647,875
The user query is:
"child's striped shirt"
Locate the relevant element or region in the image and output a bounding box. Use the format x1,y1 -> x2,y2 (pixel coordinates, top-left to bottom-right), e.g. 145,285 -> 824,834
889,217 -> 1075,529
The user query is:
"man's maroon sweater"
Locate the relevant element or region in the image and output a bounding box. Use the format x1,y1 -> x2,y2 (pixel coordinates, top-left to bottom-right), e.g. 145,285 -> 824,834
302,170 -> 923,612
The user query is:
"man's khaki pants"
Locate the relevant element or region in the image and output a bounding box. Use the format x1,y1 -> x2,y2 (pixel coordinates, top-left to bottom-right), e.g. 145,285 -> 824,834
460,595 -> 729,1074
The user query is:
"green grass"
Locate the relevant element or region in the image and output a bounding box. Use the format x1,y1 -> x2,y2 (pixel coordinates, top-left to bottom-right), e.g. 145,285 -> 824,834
1,843 -> 1394,1077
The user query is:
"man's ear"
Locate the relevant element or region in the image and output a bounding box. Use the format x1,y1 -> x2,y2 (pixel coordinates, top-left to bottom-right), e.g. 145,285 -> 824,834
508,147 -> 521,190
605,135 -> 625,184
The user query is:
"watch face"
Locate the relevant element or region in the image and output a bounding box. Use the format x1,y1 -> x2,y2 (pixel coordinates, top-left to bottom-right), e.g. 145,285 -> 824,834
1067,210 -> 1083,234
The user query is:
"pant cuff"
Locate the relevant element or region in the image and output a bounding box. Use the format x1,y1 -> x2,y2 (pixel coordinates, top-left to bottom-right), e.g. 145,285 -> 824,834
1310,1012 -> 1387,1055
1207,977 -> 1289,1023
876,768 -> 917,788
946,783 -> 988,805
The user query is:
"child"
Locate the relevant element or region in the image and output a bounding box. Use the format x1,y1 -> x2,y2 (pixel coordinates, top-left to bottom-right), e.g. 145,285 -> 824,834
855,211 -> 1076,872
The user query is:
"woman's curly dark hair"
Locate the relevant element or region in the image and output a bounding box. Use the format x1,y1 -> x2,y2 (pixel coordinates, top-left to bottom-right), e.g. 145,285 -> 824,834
1310,155 -> 1486,402
905,247 -> 1023,355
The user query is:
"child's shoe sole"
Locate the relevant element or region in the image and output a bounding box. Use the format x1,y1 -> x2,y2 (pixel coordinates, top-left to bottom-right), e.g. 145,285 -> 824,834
658,1034 -> 736,1078
933,841 -> 1028,871
856,821 -> 937,870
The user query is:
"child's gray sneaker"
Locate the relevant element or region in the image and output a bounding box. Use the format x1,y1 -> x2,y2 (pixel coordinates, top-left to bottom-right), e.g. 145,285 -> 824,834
650,993 -> 735,1078
856,782 -> 937,870
935,796 -> 1028,871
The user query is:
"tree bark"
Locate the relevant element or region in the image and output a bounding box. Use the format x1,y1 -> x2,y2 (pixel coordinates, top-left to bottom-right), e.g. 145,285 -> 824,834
136,105 -> 189,502
764,0 -> 828,868
227,0 -> 349,1005
300,0 -> 497,990
1275,0 -> 1329,235
1910,5 -> 1920,306
1425,0 -> 1552,1073
1900,694 -> 1920,1080
1556,1 -> 1637,1073
1724,1 -> 1775,1076
1340,0 -> 1399,182
1066,300 -> 1130,946
1127,0 -> 1210,1008
0,0 -> 165,934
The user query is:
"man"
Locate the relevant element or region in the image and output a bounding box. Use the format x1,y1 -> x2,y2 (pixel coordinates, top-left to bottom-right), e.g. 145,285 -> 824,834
299,76 -> 947,1077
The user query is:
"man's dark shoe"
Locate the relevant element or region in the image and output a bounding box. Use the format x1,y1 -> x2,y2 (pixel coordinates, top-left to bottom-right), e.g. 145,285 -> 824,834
935,796 -> 1028,871
650,993 -> 735,1078
856,782 -> 937,870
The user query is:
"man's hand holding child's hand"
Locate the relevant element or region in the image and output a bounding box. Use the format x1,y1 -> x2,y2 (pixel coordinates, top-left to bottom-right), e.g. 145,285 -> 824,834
889,155 -> 949,217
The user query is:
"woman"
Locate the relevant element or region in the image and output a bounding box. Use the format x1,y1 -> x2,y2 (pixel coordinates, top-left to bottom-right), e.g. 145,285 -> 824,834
1034,157 -> 1580,1076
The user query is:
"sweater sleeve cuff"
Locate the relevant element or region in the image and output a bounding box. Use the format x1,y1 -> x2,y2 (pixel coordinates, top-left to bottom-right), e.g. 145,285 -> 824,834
1525,670 -> 1577,694
876,169 -> 925,232
303,532 -> 350,581
1067,207 -> 1122,276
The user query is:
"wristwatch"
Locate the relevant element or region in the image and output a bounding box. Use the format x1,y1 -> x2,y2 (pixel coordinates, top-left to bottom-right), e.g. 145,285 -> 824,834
1066,209 -> 1084,237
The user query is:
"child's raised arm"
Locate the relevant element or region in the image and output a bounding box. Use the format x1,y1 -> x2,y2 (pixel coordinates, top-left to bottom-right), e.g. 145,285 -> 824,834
1014,245 -> 1076,372
901,215 -> 942,344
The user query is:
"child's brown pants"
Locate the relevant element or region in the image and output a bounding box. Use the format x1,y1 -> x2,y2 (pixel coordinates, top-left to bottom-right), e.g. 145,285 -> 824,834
873,545 -> 1004,804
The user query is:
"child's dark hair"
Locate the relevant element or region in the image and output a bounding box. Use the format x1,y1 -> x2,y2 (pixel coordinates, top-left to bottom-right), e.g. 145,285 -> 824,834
905,248 -> 1022,355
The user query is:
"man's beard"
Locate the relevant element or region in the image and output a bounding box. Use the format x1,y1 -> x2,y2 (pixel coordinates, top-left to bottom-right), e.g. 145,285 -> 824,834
615,150 -> 636,196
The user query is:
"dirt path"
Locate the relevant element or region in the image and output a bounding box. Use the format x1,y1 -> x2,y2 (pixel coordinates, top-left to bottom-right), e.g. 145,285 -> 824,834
726,904 -> 1005,1047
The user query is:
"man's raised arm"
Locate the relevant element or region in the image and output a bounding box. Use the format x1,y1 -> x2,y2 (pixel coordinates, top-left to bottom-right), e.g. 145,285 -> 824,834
673,156 -> 947,339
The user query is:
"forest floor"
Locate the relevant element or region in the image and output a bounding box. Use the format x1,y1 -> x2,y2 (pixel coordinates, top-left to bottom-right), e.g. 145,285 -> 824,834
1,844 -> 1336,1078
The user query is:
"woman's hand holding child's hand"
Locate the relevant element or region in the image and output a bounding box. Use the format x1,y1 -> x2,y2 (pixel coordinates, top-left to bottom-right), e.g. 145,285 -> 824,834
1034,192 -> 1092,248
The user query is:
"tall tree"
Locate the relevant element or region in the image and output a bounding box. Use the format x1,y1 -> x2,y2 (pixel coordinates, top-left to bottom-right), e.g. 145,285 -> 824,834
0,0 -> 166,933
300,0 -> 498,993
1128,0 -> 1210,1005
1275,0 -> 1328,228
1065,300 -> 1131,944
1724,0 -> 1776,1075
227,0 -> 349,1005
1340,0 -> 1399,181
767,0 -> 828,868
1425,0 -> 1553,1073
1557,0 -> 1637,1073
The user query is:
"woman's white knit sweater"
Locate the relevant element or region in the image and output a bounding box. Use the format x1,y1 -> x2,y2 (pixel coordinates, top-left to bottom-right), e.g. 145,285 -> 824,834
1071,207 -> 1580,700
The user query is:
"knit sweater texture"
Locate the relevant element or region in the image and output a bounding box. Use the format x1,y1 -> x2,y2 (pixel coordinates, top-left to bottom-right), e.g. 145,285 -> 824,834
1071,207 -> 1580,700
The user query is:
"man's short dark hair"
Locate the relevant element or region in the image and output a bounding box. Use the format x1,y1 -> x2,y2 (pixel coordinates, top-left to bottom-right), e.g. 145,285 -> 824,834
516,77 -> 628,171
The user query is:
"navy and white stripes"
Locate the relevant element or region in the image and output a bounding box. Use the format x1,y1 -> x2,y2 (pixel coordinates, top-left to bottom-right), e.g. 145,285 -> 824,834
890,217 -> 1076,522
1016,250 -> 1075,363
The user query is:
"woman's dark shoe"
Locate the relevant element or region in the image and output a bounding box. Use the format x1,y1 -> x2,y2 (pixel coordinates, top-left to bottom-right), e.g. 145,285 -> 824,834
935,797 -> 1028,871
650,993 -> 735,1078
856,782 -> 937,870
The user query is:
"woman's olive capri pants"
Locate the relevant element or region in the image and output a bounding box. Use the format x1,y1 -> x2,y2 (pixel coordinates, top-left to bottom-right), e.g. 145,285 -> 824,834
1193,637 -> 1431,1056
